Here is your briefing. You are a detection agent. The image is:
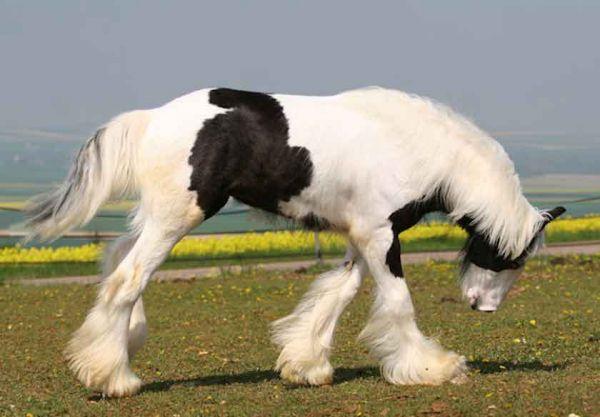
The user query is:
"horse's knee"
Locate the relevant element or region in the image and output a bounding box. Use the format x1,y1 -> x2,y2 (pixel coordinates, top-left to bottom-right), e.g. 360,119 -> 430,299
100,263 -> 147,306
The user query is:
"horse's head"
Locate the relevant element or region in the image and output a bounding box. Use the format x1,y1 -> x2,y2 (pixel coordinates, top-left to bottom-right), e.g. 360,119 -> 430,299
459,206 -> 565,312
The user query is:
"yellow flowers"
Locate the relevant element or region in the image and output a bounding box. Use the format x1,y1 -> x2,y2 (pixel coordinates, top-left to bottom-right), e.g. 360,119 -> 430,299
545,215 -> 600,241
403,221 -> 467,241
0,243 -> 102,263
1,216 -> 599,264
169,230 -> 346,260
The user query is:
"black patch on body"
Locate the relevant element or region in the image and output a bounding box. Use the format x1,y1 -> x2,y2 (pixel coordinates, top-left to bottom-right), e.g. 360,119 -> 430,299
188,88 -> 313,219
385,192 -> 448,277
385,226 -> 404,277
300,213 -> 331,231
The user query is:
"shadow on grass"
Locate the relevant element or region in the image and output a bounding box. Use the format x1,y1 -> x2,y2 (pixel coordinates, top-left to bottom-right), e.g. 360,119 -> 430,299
127,360 -> 565,397
141,369 -> 279,393
140,366 -> 380,394
468,360 -> 566,374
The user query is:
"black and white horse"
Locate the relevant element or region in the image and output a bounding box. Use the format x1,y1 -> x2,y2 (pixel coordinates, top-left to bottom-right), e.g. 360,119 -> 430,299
25,87 -> 565,396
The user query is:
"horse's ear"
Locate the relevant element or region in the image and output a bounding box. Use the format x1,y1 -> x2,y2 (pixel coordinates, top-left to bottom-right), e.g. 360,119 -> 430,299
542,206 -> 566,226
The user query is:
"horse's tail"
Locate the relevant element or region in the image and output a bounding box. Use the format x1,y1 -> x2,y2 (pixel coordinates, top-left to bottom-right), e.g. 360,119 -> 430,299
24,110 -> 151,242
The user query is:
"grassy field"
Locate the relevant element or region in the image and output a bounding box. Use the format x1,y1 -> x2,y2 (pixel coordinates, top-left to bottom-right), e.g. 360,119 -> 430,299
1,255 -> 598,416
0,255 -> 335,282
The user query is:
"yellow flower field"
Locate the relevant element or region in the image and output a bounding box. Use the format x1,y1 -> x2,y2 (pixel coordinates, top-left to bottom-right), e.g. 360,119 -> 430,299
1,216 -> 599,264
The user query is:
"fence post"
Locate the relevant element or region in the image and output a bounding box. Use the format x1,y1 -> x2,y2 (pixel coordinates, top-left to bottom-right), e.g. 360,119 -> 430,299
313,231 -> 323,264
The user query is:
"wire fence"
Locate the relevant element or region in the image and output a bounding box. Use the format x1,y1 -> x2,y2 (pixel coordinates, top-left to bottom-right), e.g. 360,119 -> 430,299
1,194 -> 599,264
0,204 -> 327,262
0,205 -> 296,236
2,193 -> 599,228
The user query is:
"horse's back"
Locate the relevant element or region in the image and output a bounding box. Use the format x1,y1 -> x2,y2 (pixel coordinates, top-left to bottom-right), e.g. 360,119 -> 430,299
136,87 -> 513,229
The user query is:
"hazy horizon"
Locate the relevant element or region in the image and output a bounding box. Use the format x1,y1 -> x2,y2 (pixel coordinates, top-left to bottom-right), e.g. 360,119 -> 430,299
1,1 -> 599,136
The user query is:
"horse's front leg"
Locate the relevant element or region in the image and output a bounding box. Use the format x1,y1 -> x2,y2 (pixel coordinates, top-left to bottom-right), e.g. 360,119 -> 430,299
354,226 -> 467,385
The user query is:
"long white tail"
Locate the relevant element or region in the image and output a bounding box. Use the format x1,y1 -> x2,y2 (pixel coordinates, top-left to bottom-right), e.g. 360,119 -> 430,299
24,110 -> 151,241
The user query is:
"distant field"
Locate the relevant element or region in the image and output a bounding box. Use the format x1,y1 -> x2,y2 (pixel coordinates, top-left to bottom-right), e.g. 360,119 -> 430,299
1,255 -> 597,416
521,174 -> 600,192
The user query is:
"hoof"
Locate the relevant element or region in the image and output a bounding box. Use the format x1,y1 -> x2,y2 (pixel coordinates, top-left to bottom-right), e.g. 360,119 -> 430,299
381,349 -> 468,386
277,359 -> 334,386
102,369 -> 142,397
66,346 -> 142,397
65,320 -> 142,397
450,371 -> 469,385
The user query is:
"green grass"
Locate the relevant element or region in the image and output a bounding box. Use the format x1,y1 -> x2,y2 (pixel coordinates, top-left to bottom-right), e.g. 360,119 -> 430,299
0,255 -> 339,282
1,255 -> 598,416
0,262 -> 100,281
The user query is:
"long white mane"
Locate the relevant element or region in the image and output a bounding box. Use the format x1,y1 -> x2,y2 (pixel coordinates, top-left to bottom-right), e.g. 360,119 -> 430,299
340,86 -> 543,258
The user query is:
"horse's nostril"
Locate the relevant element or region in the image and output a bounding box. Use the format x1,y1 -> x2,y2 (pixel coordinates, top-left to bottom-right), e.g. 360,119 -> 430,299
470,302 -> 478,310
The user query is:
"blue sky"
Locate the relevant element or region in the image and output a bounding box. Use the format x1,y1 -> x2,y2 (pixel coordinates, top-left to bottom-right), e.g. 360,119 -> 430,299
1,0 -> 598,134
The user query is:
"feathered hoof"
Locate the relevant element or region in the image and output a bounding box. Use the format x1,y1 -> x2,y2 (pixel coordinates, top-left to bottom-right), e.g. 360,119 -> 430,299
381,349 -> 468,386
450,368 -> 469,385
65,325 -> 142,397
277,357 -> 334,386
98,366 -> 142,398
66,347 -> 142,397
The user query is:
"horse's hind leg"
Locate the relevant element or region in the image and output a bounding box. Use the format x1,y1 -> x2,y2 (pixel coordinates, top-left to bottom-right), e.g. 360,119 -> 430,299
353,226 -> 467,385
102,234 -> 147,358
272,246 -> 367,385
65,200 -> 203,397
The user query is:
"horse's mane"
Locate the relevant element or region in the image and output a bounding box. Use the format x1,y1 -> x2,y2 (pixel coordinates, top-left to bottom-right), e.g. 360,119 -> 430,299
341,87 -> 544,259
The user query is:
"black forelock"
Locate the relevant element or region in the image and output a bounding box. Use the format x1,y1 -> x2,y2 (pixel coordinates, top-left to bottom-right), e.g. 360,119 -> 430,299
460,233 -> 523,273
460,227 -> 542,274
